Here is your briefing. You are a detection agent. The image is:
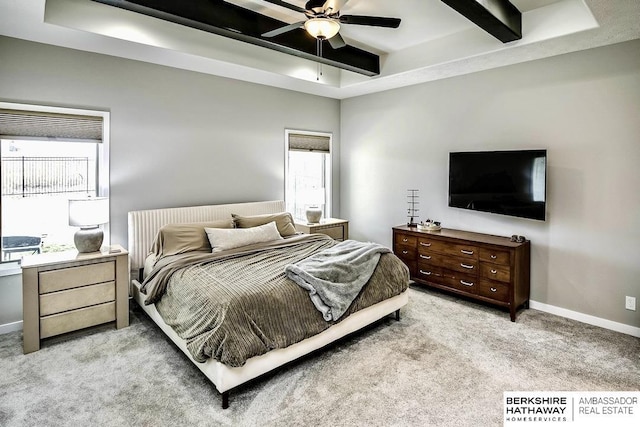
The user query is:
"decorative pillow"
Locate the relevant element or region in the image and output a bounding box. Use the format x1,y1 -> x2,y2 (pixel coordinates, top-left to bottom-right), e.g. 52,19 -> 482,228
151,219 -> 234,258
232,212 -> 297,237
205,221 -> 283,252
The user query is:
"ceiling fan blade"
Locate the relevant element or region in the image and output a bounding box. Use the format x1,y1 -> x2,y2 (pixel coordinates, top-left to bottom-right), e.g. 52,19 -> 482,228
323,0 -> 349,14
328,33 -> 347,49
261,0 -> 307,14
262,21 -> 306,38
339,15 -> 401,28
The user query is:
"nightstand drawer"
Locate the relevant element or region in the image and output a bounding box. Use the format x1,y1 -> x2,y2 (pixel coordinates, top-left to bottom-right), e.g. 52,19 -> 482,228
320,225 -> 345,240
39,281 -> 116,317
40,301 -> 116,338
39,261 -> 115,293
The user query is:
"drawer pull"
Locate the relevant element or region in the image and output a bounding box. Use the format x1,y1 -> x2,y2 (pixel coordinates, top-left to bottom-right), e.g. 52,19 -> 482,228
402,238 -> 408,242
460,249 -> 474,255
490,287 -> 497,292
419,270 -> 432,276
490,255 -> 497,259
460,263 -> 474,269
491,269 -> 497,274
402,250 -> 409,255
419,255 -> 431,260
420,242 -> 432,247
460,280 -> 474,287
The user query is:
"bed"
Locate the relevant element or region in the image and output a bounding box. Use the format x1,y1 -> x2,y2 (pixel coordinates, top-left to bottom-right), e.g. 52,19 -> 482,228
128,200 -> 409,408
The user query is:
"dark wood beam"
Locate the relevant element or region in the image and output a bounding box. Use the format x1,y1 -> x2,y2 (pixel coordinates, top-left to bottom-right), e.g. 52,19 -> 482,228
91,0 -> 380,76
441,0 -> 522,43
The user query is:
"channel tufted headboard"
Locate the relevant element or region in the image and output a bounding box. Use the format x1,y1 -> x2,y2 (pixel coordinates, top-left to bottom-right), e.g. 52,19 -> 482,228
127,200 -> 285,274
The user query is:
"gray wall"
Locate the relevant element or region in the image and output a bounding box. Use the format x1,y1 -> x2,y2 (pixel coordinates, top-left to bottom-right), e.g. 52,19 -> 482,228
0,36 -> 340,327
340,40 -> 640,329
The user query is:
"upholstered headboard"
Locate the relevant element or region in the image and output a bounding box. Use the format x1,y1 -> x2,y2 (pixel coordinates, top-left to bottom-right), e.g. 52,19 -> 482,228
127,200 -> 285,273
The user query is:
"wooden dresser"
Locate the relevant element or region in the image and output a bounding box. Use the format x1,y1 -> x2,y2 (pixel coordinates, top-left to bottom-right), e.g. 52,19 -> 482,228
392,226 -> 530,321
21,245 -> 129,353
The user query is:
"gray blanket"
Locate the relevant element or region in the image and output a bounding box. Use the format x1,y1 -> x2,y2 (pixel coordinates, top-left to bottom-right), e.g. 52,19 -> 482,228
285,240 -> 391,321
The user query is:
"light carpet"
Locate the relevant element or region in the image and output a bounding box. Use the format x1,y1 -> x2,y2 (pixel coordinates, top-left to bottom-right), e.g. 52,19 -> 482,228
1,287 -> 638,426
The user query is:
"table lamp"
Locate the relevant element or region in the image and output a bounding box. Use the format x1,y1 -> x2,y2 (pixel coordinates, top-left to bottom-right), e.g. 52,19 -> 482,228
68,197 -> 109,253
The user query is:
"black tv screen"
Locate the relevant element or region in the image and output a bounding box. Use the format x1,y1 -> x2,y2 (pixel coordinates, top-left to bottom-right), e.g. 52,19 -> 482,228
449,150 -> 547,221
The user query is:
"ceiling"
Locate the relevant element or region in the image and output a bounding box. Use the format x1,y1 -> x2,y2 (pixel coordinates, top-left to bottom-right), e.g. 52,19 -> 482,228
0,0 -> 638,99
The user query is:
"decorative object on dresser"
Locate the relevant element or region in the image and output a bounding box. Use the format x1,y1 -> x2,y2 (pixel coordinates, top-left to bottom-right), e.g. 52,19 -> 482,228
21,245 -> 129,353
68,197 -> 109,253
302,188 -> 325,224
406,189 -> 419,227
392,226 -> 530,321
295,218 -> 349,241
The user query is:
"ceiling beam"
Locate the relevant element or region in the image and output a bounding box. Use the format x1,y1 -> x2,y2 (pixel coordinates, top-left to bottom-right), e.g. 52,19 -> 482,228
441,0 -> 522,43
90,0 -> 380,76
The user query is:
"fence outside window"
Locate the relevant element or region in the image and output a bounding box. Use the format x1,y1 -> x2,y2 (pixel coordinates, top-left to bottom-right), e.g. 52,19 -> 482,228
1,156 -> 94,197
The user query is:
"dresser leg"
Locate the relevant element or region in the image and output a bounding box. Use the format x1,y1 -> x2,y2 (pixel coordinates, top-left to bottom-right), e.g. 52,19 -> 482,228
222,391 -> 229,409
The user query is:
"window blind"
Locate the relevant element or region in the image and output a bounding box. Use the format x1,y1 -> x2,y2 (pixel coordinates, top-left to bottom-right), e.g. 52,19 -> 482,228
288,133 -> 330,153
0,109 -> 103,142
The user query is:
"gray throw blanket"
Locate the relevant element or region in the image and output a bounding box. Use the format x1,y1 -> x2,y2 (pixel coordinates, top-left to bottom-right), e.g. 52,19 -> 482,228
285,240 -> 391,321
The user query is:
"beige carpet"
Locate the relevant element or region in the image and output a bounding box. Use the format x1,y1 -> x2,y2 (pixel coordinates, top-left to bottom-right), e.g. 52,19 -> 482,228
1,286 -> 638,426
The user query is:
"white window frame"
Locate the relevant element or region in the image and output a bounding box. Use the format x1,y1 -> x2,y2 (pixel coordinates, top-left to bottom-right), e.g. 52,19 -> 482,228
0,102 -> 110,265
284,129 -> 332,221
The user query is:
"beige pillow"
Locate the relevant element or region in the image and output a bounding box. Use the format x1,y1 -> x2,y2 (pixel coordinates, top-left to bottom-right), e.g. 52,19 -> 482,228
232,212 -> 297,237
151,219 -> 234,258
205,221 -> 283,252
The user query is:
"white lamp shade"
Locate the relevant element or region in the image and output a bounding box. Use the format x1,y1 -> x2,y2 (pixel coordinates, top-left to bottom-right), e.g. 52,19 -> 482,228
304,18 -> 340,39
69,197 -> 109,227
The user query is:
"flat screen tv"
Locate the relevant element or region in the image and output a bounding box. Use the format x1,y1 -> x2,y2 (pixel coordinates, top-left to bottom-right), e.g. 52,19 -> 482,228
448,149 -> 547,221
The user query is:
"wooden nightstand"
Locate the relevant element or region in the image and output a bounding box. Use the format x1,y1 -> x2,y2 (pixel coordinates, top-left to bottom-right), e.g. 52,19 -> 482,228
295,218 -> 349,241
21,245 -> 129,353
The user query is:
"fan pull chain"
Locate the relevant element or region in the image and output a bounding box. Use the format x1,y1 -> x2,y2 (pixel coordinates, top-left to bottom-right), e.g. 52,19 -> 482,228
316,38 -> 323,81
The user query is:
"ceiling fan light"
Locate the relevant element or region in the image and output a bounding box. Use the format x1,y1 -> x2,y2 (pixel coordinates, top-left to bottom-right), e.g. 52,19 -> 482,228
304,18 -> 340,40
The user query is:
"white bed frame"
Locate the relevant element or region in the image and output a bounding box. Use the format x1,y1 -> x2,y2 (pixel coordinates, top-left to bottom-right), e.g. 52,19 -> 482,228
128,200 -> 408,408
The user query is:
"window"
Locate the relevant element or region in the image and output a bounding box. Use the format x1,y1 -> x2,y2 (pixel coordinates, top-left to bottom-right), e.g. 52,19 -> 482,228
0,104 -> 109,262
285,130 -> 332,222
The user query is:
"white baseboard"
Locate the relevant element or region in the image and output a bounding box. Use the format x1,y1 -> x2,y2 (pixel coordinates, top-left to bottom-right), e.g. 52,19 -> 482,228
529,300 -> 640,338
0,320 -> 23,335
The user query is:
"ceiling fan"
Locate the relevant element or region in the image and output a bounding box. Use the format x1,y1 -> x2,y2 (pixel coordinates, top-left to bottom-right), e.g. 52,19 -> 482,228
261,0 -> 401,49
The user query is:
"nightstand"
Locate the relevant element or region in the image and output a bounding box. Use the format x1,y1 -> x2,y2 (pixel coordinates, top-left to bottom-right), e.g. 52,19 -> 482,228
295,218 -> 349,241
21,245 -> 129,354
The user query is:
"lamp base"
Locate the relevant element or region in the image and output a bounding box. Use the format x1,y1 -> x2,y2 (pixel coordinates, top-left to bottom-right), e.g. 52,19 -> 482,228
74,227 -> 104,253
305,206 -> 322,224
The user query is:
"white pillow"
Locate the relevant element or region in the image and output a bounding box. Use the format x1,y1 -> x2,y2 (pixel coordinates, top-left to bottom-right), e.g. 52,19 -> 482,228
205,221 -> 283,252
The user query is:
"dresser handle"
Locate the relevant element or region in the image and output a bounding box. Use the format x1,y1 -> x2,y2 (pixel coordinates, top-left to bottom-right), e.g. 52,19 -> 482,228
460,280 -> 474,287
491,269 -> 497,274
420,242 -> 431,247
461,249 -> 474,255
419,255 -> 431,260
419,270 -> 432,276
402,250 -> 409,255
490,287 -> 497,292
402,238 -> 408,242
490,255 -> 497,259
460,263 -> 474,269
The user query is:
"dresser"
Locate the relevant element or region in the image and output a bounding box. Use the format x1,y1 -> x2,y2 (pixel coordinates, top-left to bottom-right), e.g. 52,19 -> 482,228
21,245 -> 129,353
392,226 -> 530,321
295,218 -> 349,241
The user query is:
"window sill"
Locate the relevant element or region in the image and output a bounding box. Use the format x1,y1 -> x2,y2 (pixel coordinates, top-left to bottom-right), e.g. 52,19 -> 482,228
0,262 -> 21,277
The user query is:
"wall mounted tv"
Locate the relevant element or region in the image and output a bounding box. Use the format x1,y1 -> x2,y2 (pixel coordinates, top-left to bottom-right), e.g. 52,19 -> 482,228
448,149 -> 547,221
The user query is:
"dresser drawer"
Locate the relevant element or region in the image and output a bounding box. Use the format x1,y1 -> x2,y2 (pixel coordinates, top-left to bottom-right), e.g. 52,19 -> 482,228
39,281 -> 116,317
444,272 -> 478,294
39,261 -> 115,294
478,280 -> 510,303
480,263 -> 511,283
416,251 -> 446,266
479,248 -> 510,266
418,237 -> 478,259
40,301 -> 116,339
416,264 -> 444,281
441,256 -> 479,275
395,244 -> 416,262
395,233 -> 417,248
